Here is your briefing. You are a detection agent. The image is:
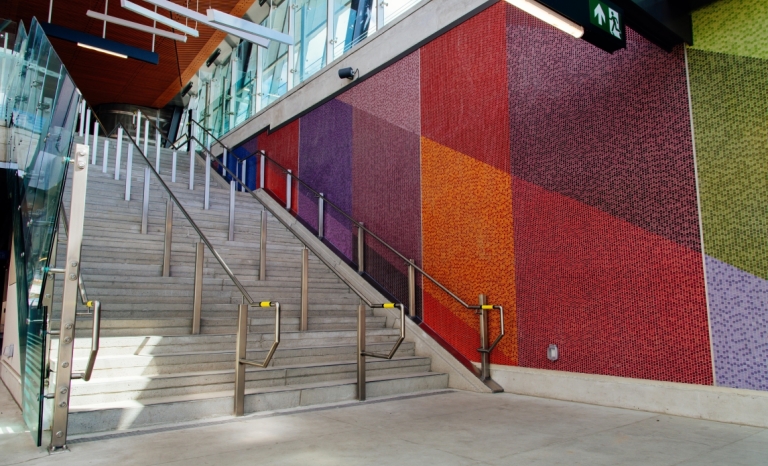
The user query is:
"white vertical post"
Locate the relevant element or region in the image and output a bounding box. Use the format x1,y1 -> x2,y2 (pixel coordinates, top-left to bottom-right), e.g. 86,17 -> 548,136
102,139 -> 109,173
115,126 -> 123,180
77,101 -> 84,137
84,108 -> 91,146
377,0 -> 385,30
326,0 -> 334,63
155,129 -> 161,171
143,119 -> 150,155
255,47 -> 263,113
260,152 -> 265,189
287,2 -> 295,91
229,180 -> 236,241
240,159 -> 246,192
229,57 -> 236,131
91,120 -> 99,164
141,167 -> 150,234
136,110 -> 142,146
286,169 -> 292,210
189,138 -> 196,190
171,151 -> 177,183
125,144 -> 133,201
204,152 -> 210,210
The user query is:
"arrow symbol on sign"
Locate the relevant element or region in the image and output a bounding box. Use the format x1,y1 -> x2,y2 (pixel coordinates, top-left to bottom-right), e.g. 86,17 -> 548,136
594,4 -> 606,25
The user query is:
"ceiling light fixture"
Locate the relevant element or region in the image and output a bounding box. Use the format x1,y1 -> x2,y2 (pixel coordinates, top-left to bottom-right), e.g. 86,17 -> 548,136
77,42 -> 128,58
41,22 -> 159,64
504,0 -> 584,39
206,9 -> 293,45
120,0 -> 199,37
86,10 -> 188,42
142,0 -> 270,47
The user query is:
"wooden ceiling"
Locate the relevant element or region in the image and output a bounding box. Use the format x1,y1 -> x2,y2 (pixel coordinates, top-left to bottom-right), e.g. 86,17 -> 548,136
1,0 -> 256,108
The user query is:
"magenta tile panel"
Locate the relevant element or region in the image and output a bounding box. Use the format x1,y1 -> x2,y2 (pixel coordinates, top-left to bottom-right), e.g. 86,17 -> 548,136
338,50 -> 421,135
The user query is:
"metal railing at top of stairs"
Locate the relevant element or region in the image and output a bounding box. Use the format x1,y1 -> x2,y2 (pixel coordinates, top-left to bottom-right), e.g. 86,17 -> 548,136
74,104 -> 284,418
183,118 -> 506,391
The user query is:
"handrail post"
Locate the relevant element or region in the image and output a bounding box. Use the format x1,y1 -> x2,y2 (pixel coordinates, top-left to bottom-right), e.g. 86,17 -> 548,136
171,150 -> 177,182
163,200 -> 173,277
234,303 -> 248,416
357,300 -> 366,401
259,211 -> 267,280
125,143 -> 133,201
143,119 -> 150,155
301,247 -> 308,331
204,152 -> 210,210
229,180 -> 236,241
91,120 -> 98,165
286,169 -> 292,210
135,110 -> 141,148
189,138 -> 196,190
479,294 -> 490,381
408,260 -> 416,318
49,144 -> 88,452
317,193 -> 324,239
115,126 -> 123,181
155,129 -> 161,172
357,222 -> 365,274
84,108 -> 91,148
192,242 -> 204,334
141,167 -> 150,234
101,139 -> 109,174
259,152 -> 265,189
78,100 -> 84,136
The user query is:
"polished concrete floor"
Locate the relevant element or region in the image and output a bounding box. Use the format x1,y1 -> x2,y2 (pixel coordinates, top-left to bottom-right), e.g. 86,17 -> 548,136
1,382 -> 767,465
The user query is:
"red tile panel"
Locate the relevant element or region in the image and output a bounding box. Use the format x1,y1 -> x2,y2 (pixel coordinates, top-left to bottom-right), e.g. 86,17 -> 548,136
257,120 -> 300,213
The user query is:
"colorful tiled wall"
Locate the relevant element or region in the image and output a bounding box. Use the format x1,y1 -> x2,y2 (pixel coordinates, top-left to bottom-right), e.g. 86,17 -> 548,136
688,0 -> 768,390
235,0 -> 767,390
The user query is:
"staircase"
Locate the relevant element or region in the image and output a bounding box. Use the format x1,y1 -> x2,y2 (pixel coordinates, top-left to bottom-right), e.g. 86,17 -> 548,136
50,135 -> 448,435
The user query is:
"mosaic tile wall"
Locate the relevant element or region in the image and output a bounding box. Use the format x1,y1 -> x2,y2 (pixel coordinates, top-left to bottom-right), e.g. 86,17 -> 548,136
233,0 -> 768,390
688,0 -> 768,389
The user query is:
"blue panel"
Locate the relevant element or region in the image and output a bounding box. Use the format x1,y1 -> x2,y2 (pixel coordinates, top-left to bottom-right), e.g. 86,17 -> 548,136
40,22 -> 159,65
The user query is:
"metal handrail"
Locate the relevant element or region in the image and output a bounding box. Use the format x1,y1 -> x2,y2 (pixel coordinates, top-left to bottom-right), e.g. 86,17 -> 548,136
362,303 -> 406,359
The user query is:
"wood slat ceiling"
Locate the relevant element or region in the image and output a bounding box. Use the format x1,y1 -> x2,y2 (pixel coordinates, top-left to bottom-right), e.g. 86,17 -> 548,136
1,0 -> 256,108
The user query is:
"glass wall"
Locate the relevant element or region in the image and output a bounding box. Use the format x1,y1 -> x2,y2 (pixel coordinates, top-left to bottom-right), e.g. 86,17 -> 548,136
4,18 -> 82,446
193,0 -> 422,146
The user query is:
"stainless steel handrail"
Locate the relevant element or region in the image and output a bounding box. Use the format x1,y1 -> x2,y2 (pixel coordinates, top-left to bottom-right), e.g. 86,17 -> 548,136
362,303 -> 405,359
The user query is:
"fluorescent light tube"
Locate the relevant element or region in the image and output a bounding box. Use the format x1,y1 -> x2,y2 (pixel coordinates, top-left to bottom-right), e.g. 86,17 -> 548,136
143,0 -> 270,48
78,43 -> 128,58
121,0 -> 199,37
504,0 -> 584,38
86,10 -> 188,42
206,9 -> 293,45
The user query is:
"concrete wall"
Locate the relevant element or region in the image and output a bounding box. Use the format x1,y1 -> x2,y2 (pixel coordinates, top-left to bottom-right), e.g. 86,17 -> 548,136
1,239 -> 22,406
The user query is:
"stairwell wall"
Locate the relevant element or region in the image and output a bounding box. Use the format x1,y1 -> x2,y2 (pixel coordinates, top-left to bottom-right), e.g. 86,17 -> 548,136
225,0 -> 768,396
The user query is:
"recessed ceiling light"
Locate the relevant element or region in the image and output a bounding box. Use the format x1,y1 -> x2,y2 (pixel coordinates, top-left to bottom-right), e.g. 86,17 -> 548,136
504,0 -> 584,39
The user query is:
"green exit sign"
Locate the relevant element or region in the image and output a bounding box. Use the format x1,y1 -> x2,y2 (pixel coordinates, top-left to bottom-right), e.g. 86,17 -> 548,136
589,0 -> 624,41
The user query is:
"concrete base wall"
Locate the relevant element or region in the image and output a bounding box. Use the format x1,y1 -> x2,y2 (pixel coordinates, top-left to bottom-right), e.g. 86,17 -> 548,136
1,243 -> 21,407
490,364 -> 768,428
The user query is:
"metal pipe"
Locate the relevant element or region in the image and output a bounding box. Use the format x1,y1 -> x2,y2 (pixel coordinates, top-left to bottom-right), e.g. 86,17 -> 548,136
141,167 -> 150,234
259,210 -> 267,281
78,301 -> 101,382
300,248 -> 308,331
136,110 -> 142,147
78,100 -> 84,137
171,151 -> 177,182
240,159 -> 246,192
115,126 -> 123,181
285,169 -> 292,210
229,180 -> 235,241
408,261 -> 416,318
143,119 -> 150,155
84,108 -> 91,148
91,120 -> 99,164
318,193 -> 324,239
125,144 -> 133,201
204,152 -> 210,210
479,294 -> 489,381
163,200 -> 173,277
102,139 -> 109,173
362,304 -> 406,359
259,152 -> 265,189
155,129 -> 161,171
192,242 -> 204,334
357,300 -> 366,401
234,303 -> 248,416
357,222 -> 364,274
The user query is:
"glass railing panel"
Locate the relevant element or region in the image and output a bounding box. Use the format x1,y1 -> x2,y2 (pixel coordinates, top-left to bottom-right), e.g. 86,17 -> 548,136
6,18 -> 81,446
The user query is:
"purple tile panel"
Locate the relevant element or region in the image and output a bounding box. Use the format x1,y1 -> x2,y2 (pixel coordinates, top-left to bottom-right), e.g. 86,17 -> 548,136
299,99 -> 354,258
706,255 -> 768,390
352,108 -> 422,273
337,50 -> 420,135
506,7 -> 701,252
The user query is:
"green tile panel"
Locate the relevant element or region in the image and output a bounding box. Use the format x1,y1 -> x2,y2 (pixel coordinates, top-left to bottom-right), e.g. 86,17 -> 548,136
692,0 -> 768,60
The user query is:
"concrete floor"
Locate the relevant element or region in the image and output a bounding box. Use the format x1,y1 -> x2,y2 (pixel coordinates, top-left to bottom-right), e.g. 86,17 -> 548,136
1,383 -> 767,465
